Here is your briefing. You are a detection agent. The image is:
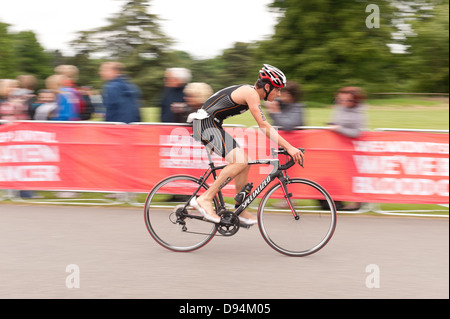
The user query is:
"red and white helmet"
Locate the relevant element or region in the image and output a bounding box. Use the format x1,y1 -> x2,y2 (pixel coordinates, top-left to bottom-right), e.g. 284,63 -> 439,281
258,64 -> 287,88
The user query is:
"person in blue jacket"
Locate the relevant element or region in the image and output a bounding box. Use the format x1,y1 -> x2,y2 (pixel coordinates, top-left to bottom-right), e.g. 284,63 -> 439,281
99,62 -> 141,124
44,74 -> 80,121
160,67 -> 191,123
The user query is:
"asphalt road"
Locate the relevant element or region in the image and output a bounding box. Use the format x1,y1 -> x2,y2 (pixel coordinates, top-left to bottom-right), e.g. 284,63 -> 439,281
0,204 -> 448,299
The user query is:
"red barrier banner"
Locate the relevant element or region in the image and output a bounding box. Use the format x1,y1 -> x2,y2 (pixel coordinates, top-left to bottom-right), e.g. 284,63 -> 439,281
0,121 -> 448,204
0,121 -> 132,192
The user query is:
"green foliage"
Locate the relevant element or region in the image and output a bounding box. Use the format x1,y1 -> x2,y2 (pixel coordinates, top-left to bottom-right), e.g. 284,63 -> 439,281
189,42 -> 260,91
140,98 -> 449,130
0,23 -> 53,87
0,23 -> 17,78
70,0 -> 173,105
257,0 -> 397,102
71,0 -> 171,59
402,1 -> 449,93
11,31 -> 53,79
1,0 -> 449,107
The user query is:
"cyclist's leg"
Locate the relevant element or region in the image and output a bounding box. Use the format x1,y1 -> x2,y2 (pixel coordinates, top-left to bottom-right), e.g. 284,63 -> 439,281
234,161 -> 250,197
197,148 -> 248,219
194,118 -> 248,219
222,136 -> 255,222
233,163 -> 257,222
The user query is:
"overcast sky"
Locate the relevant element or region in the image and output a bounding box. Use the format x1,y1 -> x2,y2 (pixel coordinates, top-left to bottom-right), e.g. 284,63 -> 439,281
0,0 -> 279,59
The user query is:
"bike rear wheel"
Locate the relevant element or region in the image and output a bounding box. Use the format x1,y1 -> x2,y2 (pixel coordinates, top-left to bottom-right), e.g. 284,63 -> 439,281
258,178 -> 337,257
144,175 -> 219,252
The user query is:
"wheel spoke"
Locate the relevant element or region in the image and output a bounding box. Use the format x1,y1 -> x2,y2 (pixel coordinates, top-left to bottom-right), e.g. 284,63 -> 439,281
258,179 -> 337,257
144,176 -> 218,252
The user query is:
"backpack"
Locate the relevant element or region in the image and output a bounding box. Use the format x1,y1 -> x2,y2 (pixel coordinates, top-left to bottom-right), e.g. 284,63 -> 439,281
79,93 -> 94,120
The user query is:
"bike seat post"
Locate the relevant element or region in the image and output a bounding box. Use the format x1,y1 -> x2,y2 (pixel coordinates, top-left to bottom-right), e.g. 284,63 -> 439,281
191,134 -> 215,168
206,148 -> 215,167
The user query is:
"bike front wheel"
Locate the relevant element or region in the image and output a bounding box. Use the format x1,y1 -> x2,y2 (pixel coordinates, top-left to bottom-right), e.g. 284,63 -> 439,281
258,178 -> 337,257
144,175 -> 219,252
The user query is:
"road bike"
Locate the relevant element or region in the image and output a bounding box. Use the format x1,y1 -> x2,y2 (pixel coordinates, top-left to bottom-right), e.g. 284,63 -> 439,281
144,145 -> 337,257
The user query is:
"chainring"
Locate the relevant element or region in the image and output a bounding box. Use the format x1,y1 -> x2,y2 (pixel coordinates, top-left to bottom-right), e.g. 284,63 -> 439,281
217,210 -> 240,236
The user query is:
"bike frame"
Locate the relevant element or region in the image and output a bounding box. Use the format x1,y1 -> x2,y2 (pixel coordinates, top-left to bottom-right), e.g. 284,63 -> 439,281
184,151 -> 299,220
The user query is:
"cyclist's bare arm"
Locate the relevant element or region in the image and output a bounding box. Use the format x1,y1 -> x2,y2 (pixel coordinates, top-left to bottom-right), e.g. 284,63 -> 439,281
232,86 -> 304,164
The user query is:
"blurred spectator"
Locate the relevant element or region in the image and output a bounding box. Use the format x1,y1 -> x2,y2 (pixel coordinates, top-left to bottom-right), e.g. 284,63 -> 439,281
80,86 -> 104,118
0,75 -> 37,121
45,74 -> 80,121
55,65 -> 94,120
32,89 -> 58,120
178,82 -> 213,123
264,81 -> 305,131
326,86 -> 368,211
0,79 -> 16,119
160,67 -> 191,123
44,74 -> 81,199
263,81 -> 305,209
0,79 -> 9,102
0,76 -> 37,199
327,86 -> 368,138
99,62 -> 141,124
15,75 -> 38,119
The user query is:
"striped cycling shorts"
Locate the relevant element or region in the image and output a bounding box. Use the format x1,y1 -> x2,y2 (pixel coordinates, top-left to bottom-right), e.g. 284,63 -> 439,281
192,117 -> 240,159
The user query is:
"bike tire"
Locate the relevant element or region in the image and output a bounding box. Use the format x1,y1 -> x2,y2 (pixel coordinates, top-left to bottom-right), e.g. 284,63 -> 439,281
144,175 -> 219,252
258,178 -> 337,257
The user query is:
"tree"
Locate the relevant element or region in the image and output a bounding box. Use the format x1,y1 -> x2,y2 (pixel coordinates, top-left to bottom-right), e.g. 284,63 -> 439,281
0,22 -> 18,78
12,30 -> 52,80
257,0 -> 397,102
72,0 -> 171,60
219,42 -> 260,87
403,1 -> 449,92
70,0 -> 173,104
190,42 -> 260,92
0,23 -> 52,87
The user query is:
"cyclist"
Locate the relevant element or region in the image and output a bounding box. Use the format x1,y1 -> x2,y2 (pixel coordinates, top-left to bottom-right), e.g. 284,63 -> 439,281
188,64 -> 304,225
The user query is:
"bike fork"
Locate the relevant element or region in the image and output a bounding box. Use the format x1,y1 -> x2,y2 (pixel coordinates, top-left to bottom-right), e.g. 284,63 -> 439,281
278,177 -> 299,220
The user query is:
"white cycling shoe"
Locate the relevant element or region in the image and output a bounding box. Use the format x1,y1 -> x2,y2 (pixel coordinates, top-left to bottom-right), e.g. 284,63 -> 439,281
189,197 -> 221,223
238,216 -> 258,226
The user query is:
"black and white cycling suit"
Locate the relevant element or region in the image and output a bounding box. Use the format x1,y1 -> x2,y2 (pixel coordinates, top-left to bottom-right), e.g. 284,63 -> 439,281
192,84 -> 251,158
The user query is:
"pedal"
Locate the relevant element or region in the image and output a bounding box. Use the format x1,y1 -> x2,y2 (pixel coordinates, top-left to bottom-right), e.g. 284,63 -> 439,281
238,223 -> 253,229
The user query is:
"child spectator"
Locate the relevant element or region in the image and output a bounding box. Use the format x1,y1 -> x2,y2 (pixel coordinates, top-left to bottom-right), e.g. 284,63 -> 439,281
32,89 -> 58,120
